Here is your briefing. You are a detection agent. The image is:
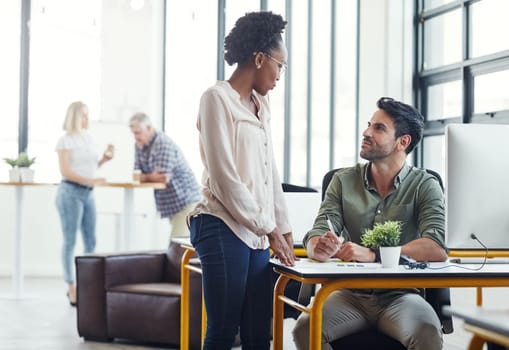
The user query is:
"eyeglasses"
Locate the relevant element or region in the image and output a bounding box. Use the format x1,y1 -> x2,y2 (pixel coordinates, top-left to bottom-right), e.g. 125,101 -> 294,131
263,52 -> 287,74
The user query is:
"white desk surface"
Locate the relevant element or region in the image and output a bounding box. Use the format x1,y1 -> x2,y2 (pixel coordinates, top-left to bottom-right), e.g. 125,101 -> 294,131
270,258 -> 509,278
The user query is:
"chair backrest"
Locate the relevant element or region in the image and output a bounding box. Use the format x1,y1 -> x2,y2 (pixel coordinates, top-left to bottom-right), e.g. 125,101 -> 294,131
282,183 -> 318,193
319,167 -> 453,334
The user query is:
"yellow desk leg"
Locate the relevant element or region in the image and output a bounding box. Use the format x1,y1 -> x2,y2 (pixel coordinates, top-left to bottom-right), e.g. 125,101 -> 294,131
273,274 -> 290,350
202,294 -> 206,347
476,287 -> 483,306
180,248 -> 194,350
468,334 -> 486,350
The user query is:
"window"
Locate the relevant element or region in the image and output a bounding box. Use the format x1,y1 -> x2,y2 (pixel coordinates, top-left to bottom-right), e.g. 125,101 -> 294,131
416,0 -> 509,168
0,1 -> 20,178
164,1 -> 359,188
471,0 -> 509,58
25,0 -> 164,182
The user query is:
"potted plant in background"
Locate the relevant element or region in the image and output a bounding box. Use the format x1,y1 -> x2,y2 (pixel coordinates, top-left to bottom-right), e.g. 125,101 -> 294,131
361,220 -> 402,268
16,152 -> 36,183
3,156 -> 20,182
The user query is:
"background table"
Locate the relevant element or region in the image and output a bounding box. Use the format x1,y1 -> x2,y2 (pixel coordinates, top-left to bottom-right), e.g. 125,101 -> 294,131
0,182 -> 56,298
444,306 -> 509,350
271,259 -> 509,350
100,182 -> 165,250
0,181 -> 165,299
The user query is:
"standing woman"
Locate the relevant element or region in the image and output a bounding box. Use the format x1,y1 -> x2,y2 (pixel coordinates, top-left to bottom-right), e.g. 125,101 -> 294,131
55,101 -> 113,306
189,11 -> 296,350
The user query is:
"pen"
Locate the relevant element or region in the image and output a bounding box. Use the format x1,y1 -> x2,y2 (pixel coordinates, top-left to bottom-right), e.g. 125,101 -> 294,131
326,215 -> 336,234
326,215 -> 344,241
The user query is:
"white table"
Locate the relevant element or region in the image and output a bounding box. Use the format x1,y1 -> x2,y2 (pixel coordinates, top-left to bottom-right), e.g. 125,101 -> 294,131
0,182 -> 56,298
0,181 -> 165,299
99,182 -> 165,250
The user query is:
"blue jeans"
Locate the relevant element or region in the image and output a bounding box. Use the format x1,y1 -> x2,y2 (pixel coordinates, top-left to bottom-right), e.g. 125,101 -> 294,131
190,214 -> 272,350
55,181 -> 96,284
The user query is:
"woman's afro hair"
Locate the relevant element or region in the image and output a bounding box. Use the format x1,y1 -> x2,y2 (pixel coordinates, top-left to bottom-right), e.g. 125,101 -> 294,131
224,11 -> 287,66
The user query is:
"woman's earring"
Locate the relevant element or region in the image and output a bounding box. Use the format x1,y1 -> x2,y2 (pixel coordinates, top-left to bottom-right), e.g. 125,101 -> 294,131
256,64 -> 261,69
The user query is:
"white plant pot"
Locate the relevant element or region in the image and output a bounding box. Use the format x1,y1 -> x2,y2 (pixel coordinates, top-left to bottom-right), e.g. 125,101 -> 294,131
8,168 -> 21,182
379,246 -> 401,268
19,167 -> 35,183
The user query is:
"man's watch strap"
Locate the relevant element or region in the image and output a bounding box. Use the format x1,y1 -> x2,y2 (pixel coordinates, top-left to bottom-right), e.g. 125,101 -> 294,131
369,247 -> 381,262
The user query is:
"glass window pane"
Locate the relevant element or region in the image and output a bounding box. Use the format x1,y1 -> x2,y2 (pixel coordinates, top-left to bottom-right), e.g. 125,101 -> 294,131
427,80 -> 462,120
334,0 -> 358,168
267,1 -> 287,180
424,0 -> 455,11
288,1 -> 309,186
223,0 -> 260,79
0,1 -> 20,179
28,0 -> 102,182
422,135 -> 445,179
28,0 -> 164,182
423,9 -> 461,69
474,69 -> 509,114
165,0 -> 218,178
471,0 -> 509,58
310,1 -> 331,187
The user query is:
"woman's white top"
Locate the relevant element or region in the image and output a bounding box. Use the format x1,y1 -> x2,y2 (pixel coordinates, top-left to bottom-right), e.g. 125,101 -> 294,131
191,80 -> 291,250
55,132 -> 98,179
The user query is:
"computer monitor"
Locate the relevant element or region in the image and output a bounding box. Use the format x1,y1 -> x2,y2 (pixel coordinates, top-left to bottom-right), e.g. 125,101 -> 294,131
283,192 -> 322,245
445,123 -> 509,249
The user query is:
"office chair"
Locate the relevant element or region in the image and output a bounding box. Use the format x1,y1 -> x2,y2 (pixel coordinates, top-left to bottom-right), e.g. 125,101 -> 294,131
301,168 -> 453,350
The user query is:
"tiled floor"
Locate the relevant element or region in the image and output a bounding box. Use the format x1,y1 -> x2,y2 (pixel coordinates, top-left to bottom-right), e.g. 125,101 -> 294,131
1,276 -> 507,350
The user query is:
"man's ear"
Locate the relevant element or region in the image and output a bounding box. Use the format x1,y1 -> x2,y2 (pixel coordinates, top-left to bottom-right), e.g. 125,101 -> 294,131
398,134 -> 411,151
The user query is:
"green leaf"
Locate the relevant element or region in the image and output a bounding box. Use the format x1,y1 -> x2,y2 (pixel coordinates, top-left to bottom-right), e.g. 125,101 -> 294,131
360,221 -> 402,247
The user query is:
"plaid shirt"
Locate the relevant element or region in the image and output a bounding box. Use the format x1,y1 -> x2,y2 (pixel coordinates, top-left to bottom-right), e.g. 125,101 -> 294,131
134,131 -> 201,218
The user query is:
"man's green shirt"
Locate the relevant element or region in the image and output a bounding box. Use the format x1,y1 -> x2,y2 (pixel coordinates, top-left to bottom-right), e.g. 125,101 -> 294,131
303,163 -> 446,250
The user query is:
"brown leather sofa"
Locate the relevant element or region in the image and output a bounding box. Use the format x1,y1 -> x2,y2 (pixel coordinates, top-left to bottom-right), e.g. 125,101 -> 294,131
75,243 -> 203,349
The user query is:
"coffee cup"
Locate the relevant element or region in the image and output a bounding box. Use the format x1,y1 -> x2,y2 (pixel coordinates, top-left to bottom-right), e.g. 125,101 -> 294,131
132,169 -> 141,184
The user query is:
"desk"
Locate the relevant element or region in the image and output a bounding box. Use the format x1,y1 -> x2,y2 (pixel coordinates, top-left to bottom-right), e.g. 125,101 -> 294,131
100,182 -> 165,250
272,259 -> 509,350
0,182 -> 56,298
443,306 -> 509,350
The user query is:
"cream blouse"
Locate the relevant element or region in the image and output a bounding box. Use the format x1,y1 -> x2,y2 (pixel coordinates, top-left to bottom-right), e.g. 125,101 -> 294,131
191,80 -> 291,250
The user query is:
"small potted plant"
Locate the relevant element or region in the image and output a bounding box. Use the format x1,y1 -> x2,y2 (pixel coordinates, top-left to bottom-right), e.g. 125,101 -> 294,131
16,152 -> 36,183
3,156 -> 20,182
361,220 -> 402,268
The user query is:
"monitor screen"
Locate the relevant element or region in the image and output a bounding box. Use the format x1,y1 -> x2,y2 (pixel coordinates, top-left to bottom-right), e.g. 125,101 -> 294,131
445,123 -> 509,249
283,192 -> 322,245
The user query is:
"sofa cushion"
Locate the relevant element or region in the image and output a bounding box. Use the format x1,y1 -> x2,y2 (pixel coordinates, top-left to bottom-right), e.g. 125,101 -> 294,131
107,290 -> 180,345
109,282 -> 181,297
105,254 -> 165,288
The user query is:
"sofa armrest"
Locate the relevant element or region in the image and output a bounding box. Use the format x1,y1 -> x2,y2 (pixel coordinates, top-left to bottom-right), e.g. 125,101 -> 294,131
75,250 -> 166,341
76,254 -> 109,340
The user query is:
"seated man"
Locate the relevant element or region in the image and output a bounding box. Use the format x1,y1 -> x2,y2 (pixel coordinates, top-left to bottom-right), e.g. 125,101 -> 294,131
292,97 -> 448,350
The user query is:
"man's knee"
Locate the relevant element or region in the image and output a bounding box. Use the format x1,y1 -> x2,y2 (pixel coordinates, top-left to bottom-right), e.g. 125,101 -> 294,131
292,314 -> 310,350
408,320 -> 443,350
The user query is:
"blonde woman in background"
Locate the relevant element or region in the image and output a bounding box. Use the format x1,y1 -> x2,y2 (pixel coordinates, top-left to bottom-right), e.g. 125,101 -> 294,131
55,101 -> 113,306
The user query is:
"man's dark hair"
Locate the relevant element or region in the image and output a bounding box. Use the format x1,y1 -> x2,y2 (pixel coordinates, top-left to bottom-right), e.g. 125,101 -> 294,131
376,97 -> 424,154
224,11 -> 287,66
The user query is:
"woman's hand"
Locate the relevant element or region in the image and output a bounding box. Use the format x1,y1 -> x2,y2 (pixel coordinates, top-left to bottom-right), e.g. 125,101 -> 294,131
268,229 -> 296,266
